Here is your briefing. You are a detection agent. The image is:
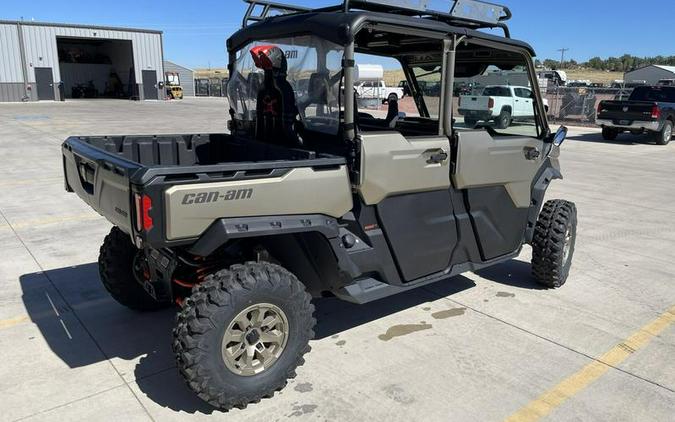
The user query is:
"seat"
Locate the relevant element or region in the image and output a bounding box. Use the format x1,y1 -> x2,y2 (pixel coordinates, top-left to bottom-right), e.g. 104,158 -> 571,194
300,72 -> 329,116
251,45 -> 302,146
385,97 -> 400,128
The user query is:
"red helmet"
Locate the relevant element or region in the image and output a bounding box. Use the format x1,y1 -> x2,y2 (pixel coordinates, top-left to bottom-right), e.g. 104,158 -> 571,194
250,45 -> 287,73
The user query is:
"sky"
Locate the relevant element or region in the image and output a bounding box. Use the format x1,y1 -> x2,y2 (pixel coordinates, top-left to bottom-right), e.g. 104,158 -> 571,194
1,0 -> 671,69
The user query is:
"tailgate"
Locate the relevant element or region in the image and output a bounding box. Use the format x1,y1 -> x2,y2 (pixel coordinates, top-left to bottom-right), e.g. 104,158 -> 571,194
459,95 -> 490,111
598,101 -> 655,122
62,137 -> 140,234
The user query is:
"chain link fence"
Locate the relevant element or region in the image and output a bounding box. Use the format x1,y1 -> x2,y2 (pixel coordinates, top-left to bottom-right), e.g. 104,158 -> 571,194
194,77 -> 229,97
544,86 -> 634,125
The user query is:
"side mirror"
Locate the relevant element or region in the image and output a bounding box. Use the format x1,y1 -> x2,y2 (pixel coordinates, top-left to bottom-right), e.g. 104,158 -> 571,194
549,126 -> 568,146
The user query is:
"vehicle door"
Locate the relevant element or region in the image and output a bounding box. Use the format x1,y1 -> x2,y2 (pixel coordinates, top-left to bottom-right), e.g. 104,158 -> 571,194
514,87 -> 534,118
452,41 -> 549,261
356,54 -> 456,283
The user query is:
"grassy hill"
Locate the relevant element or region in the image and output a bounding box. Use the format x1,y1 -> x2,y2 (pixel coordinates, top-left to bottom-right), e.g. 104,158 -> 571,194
194,68 -> 229,79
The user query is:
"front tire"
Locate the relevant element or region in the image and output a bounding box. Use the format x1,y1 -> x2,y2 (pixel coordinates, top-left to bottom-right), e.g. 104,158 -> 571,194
98,227 -> 169,311
173,262 -> 314,410
602,127 -> 619,141
655,120 -> 672,145
531,200 -> 578,288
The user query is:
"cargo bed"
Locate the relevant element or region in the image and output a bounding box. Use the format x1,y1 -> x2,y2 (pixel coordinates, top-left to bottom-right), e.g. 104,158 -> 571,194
62,134 -> 351,248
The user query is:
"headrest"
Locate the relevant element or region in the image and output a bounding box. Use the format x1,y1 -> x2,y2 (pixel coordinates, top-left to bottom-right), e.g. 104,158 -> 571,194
308,72 -> 329,103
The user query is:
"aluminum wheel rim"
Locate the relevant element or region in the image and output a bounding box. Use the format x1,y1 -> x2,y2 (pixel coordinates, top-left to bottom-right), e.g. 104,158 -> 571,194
221,303 -> 289,376
664,126 -> 673,143
562,228 -> 573,264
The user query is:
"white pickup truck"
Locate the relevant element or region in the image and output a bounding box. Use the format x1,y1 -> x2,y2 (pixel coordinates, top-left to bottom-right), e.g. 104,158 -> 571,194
355,80 -> 405,102
458,85 -> 549,129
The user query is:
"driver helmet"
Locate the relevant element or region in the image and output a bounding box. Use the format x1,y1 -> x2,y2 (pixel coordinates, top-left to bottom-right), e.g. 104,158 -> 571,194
250,45 -> 288,75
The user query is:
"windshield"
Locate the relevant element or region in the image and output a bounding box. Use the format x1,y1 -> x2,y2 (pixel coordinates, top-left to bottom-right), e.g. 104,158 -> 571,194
227,36 -> 344,136
629,86 -> 675,102
482,86 -> 512,97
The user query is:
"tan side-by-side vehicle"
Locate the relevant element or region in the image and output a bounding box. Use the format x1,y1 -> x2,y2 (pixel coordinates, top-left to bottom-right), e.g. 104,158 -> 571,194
62,0 -> 577,411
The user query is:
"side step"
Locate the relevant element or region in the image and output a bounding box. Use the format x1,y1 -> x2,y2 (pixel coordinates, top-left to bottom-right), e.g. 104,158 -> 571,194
333,251 -> 521,304
332,277 -> 433,304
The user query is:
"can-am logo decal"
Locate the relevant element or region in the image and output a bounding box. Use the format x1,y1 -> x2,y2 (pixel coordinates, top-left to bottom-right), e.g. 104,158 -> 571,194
181,189 -> 253,205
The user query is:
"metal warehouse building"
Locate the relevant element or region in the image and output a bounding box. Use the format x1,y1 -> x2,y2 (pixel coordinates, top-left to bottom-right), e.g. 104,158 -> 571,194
164,60 -> 195,97
624,65 -> 675,85
0,20 -> 165,102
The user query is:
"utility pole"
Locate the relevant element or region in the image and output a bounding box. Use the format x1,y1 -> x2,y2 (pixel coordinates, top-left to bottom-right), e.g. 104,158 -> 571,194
557,48 -> 569,69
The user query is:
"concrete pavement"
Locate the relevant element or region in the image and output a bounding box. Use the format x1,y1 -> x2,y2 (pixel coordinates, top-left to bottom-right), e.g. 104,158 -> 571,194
0,98 -> 673,421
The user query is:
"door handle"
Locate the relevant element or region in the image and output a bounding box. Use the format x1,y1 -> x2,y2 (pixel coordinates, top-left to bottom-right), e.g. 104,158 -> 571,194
524,146 -> 540,160
425,149 -> 448,164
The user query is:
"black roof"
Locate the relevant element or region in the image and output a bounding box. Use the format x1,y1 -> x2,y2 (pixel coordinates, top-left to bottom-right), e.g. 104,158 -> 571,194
227,10 -> 535,56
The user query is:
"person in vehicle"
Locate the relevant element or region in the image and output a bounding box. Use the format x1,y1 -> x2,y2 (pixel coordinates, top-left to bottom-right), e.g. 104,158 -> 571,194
250,45 -> 303,146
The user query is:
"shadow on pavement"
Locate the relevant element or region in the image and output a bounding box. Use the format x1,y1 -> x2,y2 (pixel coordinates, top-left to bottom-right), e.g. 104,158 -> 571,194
475,259 -> 546,290
20,263 -> 477,414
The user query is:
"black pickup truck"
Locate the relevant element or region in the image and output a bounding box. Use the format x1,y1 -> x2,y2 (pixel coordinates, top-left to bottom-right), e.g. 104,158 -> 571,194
596,85 -> 675,145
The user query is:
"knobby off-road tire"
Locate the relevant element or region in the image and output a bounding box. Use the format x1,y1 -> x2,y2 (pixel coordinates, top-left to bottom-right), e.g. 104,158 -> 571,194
655,120 -> 672,145
173,262 -> 315,410
98,227 -> 169,311
531,200 -> 578,288
602,127 -> 619,141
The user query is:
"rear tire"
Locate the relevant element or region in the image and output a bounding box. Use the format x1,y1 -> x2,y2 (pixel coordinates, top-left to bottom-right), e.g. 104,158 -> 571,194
496,110 -> 511,129
98,227 -> 169,311
173,262 -> 314,410
655,120 -> 672,145
531,200 -> 578,288
601,127 -> 619,141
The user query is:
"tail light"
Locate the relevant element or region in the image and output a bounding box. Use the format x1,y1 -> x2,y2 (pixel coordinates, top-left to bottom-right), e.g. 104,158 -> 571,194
134,193 -> 153,231
487,97 -> 494,109
651,105 -> 661,120
597,102 -> 603,116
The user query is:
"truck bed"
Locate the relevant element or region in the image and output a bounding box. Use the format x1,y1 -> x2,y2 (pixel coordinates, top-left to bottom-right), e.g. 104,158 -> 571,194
62,133 -> 351,247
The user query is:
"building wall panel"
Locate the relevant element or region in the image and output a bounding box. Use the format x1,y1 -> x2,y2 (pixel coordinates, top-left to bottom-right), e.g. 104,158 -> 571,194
625,66 -> 675,85
0,83 -> 25,101
0,23 -> 24,83
0,21 -> 164,101
164,60 -> 195,96
19,24 -> 163,86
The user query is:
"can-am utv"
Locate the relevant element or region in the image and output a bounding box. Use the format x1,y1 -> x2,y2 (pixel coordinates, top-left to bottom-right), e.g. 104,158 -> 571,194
62,0 -> 577,410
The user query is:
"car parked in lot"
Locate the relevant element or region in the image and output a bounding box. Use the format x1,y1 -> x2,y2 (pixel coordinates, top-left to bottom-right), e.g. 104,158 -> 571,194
596,85 -> 675,145
356,79 -> 405,102
458,85 -> 548,128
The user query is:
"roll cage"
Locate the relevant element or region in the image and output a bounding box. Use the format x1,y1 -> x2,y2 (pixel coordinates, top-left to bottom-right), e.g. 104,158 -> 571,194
228,0 -> 550,142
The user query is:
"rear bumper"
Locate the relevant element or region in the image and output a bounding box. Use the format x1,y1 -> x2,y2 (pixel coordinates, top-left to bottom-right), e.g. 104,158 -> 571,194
596,119 -> 660,131
458,109 -> 494,120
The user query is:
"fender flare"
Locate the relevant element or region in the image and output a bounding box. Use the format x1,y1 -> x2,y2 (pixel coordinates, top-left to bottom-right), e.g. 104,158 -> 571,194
524,159 -> 562,244
188,214 -> 340,257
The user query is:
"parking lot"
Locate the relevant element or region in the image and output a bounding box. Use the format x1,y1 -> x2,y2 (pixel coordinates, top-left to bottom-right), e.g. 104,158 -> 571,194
0,97 -> 673,421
